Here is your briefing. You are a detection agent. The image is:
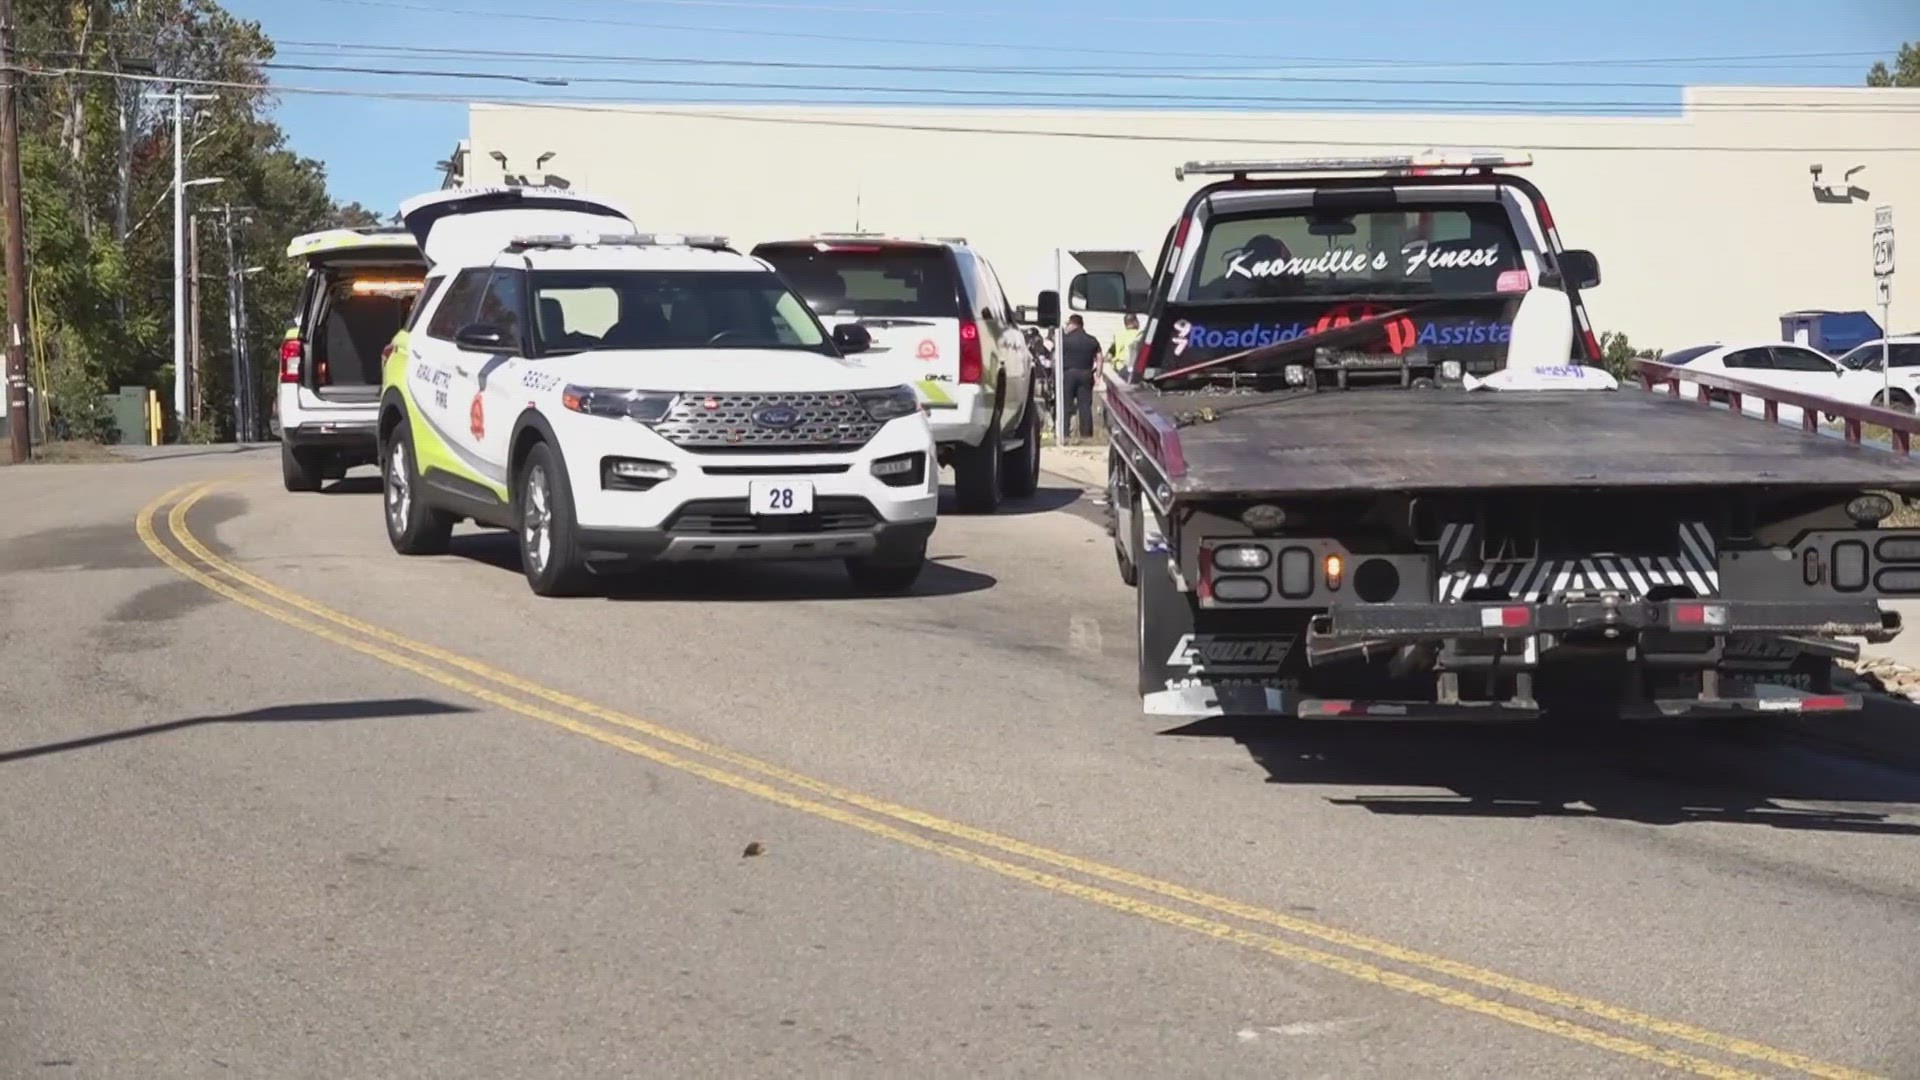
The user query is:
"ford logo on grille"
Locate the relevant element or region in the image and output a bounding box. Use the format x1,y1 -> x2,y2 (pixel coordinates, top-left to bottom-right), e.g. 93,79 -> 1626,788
752,404 -> 802,429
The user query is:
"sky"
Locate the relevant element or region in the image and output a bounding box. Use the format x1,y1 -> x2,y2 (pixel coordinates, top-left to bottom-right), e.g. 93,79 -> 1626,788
223,0 -> 1917,214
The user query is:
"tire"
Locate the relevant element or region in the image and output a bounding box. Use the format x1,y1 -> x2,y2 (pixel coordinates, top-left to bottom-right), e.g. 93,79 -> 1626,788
1000,386 -> 1042,500
1117,487 -> 1141,588
282,441 -> 323,492
1873,389 -> 1914,411
846,540 -> 928,595
382,424 -> 453,555
516,441 -> 591,597
951,396 -> 1004,514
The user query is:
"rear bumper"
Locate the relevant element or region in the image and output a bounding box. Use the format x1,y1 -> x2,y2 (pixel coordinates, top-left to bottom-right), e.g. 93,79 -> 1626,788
574,515 -> 935,567
283,419 -> 378,451
1308,597 -> 1901,651
1143,681 -> 1862,722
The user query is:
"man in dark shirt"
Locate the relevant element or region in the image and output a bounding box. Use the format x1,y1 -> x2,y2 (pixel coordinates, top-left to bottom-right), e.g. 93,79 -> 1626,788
1058,315 -> 1102,442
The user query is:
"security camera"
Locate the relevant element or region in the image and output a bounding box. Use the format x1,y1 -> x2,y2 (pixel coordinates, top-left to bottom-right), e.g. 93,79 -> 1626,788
1809,164 -> 1823,179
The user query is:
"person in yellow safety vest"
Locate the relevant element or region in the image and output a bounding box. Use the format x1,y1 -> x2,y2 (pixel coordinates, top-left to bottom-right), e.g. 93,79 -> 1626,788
1108,313 -> 1141,376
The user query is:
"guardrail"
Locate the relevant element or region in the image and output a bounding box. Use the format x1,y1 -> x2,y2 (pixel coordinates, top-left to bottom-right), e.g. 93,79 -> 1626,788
1631,358 -> 1920,455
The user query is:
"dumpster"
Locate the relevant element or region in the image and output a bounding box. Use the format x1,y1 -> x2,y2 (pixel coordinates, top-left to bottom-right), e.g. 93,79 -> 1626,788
1780,310 -> 1882,356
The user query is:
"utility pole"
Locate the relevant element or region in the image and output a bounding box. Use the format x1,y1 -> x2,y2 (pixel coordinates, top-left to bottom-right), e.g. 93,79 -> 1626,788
143,88 -> 216,432
1,0 -> 33,463
187,213 -> 202,423
217,205 -> 255,442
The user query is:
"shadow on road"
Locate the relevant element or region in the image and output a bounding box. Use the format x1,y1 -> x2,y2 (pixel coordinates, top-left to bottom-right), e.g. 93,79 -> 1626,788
446,531 -> 997,601
323,476 -> 382,496
0,697 -> 473,764
970,484 -> 1085,516
1159,716 -> 1920,836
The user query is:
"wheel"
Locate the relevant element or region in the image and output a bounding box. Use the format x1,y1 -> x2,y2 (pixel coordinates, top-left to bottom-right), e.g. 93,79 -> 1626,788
1873,389 -> 1914,411
1000,386 -> 1041,500
516,441 -> 591,597
952,397 -> 1004,514
382,424 -> 453,555
281,441 -> 322,492
845,541 -> 927,595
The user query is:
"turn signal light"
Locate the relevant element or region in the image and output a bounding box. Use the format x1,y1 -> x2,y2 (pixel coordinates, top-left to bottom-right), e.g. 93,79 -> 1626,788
1324,553 -> 1344,591
279,338 -> 302,383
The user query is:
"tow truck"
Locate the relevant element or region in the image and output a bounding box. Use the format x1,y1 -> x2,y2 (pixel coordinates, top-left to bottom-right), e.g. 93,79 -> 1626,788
1068,151 -> 1920,721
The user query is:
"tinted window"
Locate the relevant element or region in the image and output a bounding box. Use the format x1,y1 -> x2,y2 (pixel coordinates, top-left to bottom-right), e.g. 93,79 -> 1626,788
1661,345 -> 1719,366
754,245 -> 960,319
471,269 -> 528,346
1844,343 -> 1920,370
1769,347 -> 1836,373
425,270 -> 489,341
1188,202 -> 1523,300
405,277 -> 445,331
1723,348 -> 1773,370
531,270 -> 829,354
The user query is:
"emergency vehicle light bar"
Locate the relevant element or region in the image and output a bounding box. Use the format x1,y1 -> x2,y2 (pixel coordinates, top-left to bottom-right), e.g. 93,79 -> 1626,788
1175,151 -> 1533,180
507,232 -> 732,252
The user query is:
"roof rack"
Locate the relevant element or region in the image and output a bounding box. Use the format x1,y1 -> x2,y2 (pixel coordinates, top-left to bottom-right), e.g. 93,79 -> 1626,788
1175,150 -> 1533,181
795,232 -> 969,247
506,232 -> 733,252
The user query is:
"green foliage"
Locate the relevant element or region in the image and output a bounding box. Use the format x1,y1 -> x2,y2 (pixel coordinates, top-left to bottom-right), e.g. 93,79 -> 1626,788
1598,331 -> 1662,381
1866,42 -> 1920,87
6,0 -> 373,442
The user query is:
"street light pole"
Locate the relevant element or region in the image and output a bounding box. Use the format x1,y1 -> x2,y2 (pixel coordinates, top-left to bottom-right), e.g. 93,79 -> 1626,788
144,88 -> 216,432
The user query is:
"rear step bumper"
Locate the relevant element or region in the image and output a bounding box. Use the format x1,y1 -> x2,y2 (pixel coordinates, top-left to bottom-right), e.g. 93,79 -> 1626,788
1308,598 -> 1900,654
283,419 -> 378,449
1143,685 -> 1861,722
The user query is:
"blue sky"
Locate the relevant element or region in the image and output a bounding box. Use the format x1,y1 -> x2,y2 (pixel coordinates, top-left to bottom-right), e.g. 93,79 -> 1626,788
224,0 -> 1916,214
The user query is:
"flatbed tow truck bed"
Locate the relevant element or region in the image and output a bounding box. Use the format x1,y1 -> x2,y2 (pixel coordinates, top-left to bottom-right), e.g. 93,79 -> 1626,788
1134,385 -> 1920,499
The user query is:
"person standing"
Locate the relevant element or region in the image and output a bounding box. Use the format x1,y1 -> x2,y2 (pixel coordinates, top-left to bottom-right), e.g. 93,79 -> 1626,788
1058,315 -> 1102,442
1108,313 -> 1141,375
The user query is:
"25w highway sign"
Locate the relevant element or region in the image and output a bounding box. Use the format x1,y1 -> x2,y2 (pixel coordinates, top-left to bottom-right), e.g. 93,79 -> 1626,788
1874,206 -> 1895,278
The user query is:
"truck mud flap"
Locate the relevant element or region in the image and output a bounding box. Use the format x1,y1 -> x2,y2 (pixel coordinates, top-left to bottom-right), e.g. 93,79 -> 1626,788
1137,537 -> 1310,715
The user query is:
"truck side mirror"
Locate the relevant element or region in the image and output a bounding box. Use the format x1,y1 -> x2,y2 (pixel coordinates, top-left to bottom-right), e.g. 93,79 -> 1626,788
455,323 -> 511,351
1559,249 -> 1601,291
1034,290 -> 1061,328
831,323 -> 872,354
1069,270 -> 1129,312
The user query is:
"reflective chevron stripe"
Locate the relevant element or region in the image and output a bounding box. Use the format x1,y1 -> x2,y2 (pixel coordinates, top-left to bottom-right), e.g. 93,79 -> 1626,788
1433,520 -> 1720,602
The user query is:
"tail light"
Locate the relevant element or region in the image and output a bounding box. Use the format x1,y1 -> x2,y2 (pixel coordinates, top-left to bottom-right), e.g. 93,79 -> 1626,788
279,338 -> 302,383
958,321 -> 983,384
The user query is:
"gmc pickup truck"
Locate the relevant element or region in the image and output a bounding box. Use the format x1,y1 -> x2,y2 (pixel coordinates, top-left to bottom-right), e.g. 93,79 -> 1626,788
1064,151 -> 1920,722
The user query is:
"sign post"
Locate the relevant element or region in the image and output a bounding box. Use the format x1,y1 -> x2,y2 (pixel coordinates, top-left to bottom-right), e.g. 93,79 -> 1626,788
1875,205 -> 1894,400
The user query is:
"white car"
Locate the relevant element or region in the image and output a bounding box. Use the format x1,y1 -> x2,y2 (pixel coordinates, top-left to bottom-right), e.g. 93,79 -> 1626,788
1662,340 -> 1880,422
1834,335 -> 1920,409
749,234 -> 1041,513
377,187 -> 939,597
276,227 -> 427,490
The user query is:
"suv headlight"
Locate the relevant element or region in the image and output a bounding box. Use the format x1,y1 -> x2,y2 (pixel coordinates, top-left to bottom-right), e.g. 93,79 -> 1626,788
856,385 -> 921,422
561,385 -> 678,423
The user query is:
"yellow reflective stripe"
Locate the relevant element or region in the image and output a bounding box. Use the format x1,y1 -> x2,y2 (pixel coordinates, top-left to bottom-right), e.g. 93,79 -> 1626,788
285,229 -> 418,259
915,380 -> 956,407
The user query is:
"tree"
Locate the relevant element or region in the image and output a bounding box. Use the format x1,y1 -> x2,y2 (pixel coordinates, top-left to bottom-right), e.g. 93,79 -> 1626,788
1598,331 -> 1661,381
1866,42 -> 1919,87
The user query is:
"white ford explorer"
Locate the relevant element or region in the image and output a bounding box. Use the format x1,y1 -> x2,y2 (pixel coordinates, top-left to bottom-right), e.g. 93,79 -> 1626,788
377,187 -> 939,597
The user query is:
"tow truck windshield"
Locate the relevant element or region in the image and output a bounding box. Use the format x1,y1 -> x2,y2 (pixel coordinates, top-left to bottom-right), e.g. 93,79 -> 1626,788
1186,203 -> 1525,301
530,270 -> 832,355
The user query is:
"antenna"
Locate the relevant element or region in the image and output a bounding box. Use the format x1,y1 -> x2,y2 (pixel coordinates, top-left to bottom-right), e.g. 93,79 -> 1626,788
854,182 -> 862,233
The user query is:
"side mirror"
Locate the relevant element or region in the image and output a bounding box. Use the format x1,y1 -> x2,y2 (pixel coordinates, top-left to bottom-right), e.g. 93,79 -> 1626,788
1069,270 -> 1129,313
1034,290 -> 1061,329
455,323 -> 511,351
832,323 -> 872,355
1559,249 -> 1601,291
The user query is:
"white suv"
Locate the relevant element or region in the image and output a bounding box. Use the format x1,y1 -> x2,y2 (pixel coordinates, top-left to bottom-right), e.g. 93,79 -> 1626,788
377,188 -> 939,597
750,235 -> 1041,512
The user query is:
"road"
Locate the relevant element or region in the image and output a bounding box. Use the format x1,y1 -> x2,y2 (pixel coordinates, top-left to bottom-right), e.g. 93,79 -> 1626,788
4,448 -> 1920,1078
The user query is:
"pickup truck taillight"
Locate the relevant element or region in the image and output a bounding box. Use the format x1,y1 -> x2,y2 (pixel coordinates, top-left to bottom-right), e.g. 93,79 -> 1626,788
279,338 -> 302,383
958,320 -> 983,383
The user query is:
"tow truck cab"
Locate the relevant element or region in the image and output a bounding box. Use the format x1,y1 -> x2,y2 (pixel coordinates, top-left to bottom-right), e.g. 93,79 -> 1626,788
1108,151 -> 1920,722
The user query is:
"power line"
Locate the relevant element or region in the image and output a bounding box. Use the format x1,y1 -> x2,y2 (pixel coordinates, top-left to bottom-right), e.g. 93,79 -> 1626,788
15,63 -> 1920,153
245,59 -> 1920,113
258,40 -> 1887,90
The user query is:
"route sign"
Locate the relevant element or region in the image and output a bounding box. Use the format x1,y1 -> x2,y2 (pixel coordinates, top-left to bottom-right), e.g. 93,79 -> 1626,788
1873,205 -> 1894,278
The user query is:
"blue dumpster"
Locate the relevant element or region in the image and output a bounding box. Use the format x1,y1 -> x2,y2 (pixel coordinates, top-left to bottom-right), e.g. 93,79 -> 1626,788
1779,310 -> 1882,355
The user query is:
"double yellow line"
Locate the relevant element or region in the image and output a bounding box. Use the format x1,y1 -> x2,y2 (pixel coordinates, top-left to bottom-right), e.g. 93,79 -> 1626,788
137,479 -> 1875,1080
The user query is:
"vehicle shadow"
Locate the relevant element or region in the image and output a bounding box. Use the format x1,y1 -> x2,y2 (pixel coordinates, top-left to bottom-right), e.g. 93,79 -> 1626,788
952,483 -> 1085,516
323,476 -> 382,496
1158,713 -> 1920,836
0,697 -> 473,764
447,531 -> 998,601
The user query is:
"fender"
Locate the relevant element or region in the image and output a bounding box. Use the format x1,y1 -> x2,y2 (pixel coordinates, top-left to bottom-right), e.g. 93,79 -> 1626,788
507,408 -> 563,484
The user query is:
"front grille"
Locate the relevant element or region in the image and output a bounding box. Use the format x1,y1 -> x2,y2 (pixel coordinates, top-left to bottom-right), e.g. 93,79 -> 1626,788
666,497 -> 881,535
652,391 -> 882,452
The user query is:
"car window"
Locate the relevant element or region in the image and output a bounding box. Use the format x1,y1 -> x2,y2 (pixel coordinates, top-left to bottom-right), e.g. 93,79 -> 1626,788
470,269 -> 527,347
1769,347 -> 1836,373
405,277 -> 445,332
530,269 -> 830,354
425,269 -> 490,341
1847,343 -> 1920,370
979,257 -> 1015,321
752,244 -> 961,319
1723,348 -> 1773,370
1661,345 -> 1719,366
1186,202 -> 1523,300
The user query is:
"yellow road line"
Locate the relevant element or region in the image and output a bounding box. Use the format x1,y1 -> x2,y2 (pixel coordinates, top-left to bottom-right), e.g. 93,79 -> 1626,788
146,481 -> 1868,1079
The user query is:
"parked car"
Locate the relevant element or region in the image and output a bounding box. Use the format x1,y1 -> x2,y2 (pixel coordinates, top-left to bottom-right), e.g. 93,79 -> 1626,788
1663,341 -> 1881,421
1832,336 -> 1920,410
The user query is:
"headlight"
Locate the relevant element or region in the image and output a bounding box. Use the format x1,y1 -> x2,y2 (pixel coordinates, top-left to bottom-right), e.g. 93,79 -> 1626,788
856,385 -> 920,421
561,385 -> 678,423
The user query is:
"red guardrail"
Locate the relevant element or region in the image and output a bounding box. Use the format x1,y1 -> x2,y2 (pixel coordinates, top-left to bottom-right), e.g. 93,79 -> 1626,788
1631,358 -> 1920,455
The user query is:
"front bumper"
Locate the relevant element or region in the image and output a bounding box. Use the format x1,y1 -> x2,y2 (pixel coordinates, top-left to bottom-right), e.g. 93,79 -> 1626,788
1307,597 -> 1901,653
576,511 -> 935,566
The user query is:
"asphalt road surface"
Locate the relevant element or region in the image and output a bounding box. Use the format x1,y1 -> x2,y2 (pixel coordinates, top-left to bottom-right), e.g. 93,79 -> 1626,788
5,449 -> 1920,1079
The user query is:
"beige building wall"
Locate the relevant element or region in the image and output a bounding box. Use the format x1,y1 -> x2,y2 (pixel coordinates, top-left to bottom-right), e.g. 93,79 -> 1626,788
469,87 -> 1919,351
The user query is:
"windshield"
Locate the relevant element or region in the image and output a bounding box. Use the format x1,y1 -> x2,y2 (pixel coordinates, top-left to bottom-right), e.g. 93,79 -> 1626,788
1187,203 -> 1525,301
529,270 -> 830,354
1841,342 -> 1920,371
754,245 -> 960,319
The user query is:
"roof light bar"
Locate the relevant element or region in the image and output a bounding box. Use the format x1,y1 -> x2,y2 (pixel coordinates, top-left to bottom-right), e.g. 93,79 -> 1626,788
1175,150 -> 1533,181
506,232 -> 732,252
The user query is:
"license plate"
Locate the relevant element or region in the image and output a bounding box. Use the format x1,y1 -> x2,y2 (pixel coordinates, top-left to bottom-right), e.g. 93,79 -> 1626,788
749,479 -> 814,515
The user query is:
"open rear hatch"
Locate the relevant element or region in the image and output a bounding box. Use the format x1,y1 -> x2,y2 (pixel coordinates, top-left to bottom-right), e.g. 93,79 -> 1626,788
398,185 -> 639,267
285,228 -> 428,404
